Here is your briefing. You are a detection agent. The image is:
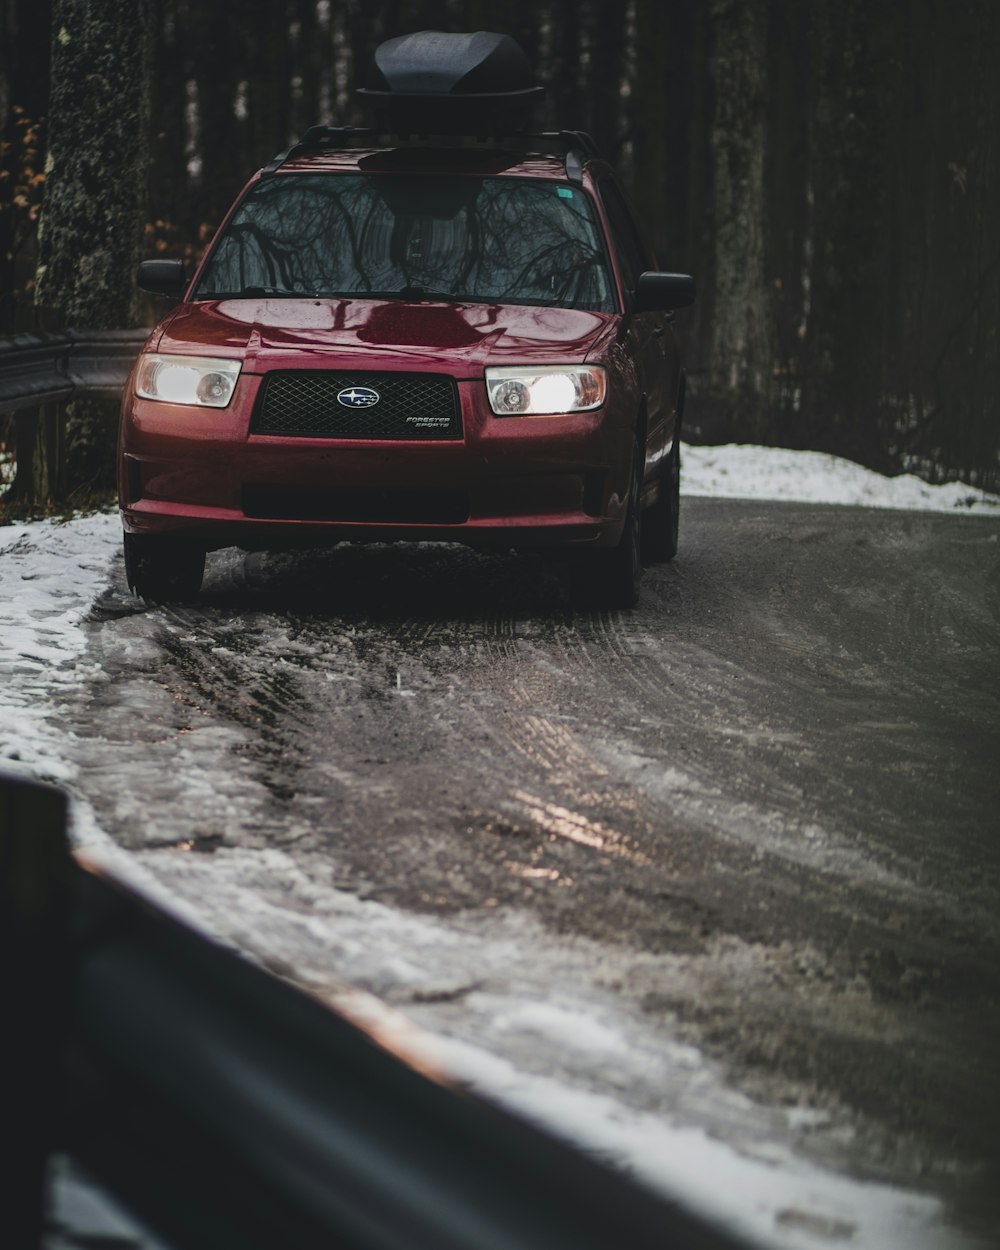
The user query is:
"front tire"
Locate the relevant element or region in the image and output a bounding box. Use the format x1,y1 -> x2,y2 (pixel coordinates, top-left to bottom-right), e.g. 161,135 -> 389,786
124,533 -> 205,603
573,443 -> 642,609
641,439 -> 680,564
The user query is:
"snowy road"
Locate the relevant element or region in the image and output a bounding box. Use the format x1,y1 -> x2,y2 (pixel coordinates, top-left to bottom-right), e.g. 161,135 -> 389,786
3,446 -> 999,1249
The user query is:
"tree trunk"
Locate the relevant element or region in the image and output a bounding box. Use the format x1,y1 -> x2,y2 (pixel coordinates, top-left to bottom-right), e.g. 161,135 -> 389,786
32,0 -> 152,497
189,5 -> 245,231
798,0 -> 892,471
705,0 -> 773,442
545,0 -> 584,132
147,0 -> 192,241
4,405 -> 64,505
35,1 -> 152,328
581,0 -> 627,164
0,0 -> 53,333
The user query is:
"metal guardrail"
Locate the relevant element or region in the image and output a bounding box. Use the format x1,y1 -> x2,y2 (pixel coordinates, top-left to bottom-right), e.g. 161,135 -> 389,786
0,329 -> 149,503
0,329 -> 149,416
1,773 -> 755,1250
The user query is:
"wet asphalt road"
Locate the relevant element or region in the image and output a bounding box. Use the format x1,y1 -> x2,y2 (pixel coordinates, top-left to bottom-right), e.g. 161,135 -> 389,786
69,497 -> 1000,1239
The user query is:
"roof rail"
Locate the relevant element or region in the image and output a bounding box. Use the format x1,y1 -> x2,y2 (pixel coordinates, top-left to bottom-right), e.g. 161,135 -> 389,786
529,130 -> 601,157
260,125 -> 601,183
261,126 -> 376,177
525,130 -> 602,184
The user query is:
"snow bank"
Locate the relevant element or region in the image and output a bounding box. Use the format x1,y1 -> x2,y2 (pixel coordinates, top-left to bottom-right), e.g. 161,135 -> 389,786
0,513 -> 121,780
682,443 -> 998,514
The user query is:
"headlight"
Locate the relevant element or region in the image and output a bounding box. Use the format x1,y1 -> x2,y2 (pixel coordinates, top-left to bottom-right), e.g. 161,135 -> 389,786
135,354 -> 241,408
485,366 -> 606,416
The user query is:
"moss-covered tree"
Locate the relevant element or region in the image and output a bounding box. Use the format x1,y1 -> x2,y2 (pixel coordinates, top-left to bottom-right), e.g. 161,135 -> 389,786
33,0 -> 152,494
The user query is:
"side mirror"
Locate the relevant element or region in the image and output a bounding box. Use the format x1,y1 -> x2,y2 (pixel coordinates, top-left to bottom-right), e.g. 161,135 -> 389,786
633,271 -> 695,314
137,259 -> 188,298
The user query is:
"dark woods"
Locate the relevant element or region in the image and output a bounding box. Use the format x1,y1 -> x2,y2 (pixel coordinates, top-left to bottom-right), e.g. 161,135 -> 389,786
2,0 -> 998,489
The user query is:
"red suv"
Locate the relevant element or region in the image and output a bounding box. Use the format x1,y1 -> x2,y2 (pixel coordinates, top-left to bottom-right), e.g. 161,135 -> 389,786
121,33 -> 693,607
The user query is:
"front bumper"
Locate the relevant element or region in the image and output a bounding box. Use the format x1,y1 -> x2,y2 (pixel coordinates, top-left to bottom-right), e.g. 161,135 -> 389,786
120,372 -> 631,552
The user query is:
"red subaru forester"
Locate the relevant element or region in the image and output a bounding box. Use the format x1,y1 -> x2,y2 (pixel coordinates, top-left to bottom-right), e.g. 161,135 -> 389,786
120,32 -> 694,607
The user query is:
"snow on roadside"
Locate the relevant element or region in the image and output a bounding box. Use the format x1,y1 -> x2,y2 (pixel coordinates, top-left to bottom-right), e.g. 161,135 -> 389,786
0,512 -> 121,780
682,443 -> 999,514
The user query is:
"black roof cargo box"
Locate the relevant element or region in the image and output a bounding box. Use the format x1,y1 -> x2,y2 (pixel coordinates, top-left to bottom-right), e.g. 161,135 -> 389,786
357,31 -> 545,137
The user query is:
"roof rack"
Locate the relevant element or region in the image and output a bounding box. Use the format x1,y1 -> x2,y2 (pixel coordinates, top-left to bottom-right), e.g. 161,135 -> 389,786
260,126 -> 601,185
528,131 -> 601,184
260,126 -> 376,177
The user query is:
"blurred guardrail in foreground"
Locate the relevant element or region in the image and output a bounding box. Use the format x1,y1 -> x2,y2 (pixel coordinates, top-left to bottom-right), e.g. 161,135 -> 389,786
1,773 -> 755,1250
0,330 -> 147,503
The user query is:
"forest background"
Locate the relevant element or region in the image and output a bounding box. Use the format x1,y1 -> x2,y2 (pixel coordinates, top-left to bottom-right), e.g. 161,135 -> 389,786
1,0 -> 998,496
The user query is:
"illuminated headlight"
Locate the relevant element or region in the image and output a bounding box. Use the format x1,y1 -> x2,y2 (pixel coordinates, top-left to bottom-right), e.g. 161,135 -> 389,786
485,366 -> 606,416
135,354 -> 241,408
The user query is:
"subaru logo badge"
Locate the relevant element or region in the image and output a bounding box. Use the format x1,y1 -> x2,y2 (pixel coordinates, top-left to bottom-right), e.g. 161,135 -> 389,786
337,386 -> 380,409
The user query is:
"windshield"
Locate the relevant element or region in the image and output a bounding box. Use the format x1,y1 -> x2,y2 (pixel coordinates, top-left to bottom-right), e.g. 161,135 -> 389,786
194,173 -> 615,312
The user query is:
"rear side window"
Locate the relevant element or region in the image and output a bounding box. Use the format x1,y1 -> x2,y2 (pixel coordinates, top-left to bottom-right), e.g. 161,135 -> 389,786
196,174 -> 615,312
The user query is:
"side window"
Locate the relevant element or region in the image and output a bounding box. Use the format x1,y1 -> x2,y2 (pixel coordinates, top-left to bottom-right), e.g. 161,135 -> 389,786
598,179 -> 650,295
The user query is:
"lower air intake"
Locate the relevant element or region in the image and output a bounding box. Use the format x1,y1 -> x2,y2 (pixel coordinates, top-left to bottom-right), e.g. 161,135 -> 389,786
243,485 -> 469,525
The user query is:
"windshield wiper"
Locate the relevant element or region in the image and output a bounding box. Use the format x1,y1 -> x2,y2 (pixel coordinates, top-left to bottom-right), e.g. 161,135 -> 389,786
397,286 -> 460,302
258,287 -> 463,303
228,286 -> 459,301
237,285 -> 319,298
349,287 -> 462,303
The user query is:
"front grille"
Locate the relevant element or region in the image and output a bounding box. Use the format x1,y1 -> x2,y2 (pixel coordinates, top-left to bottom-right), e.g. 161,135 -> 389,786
251,371 -> 461,439
242,485 -> 469,524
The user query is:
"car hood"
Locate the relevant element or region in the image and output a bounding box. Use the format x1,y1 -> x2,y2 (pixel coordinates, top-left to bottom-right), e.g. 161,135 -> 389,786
154,298 -> 618,371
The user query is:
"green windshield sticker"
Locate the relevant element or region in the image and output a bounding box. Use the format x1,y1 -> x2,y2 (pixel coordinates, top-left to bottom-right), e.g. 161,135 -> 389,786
557,187 -> 575,199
